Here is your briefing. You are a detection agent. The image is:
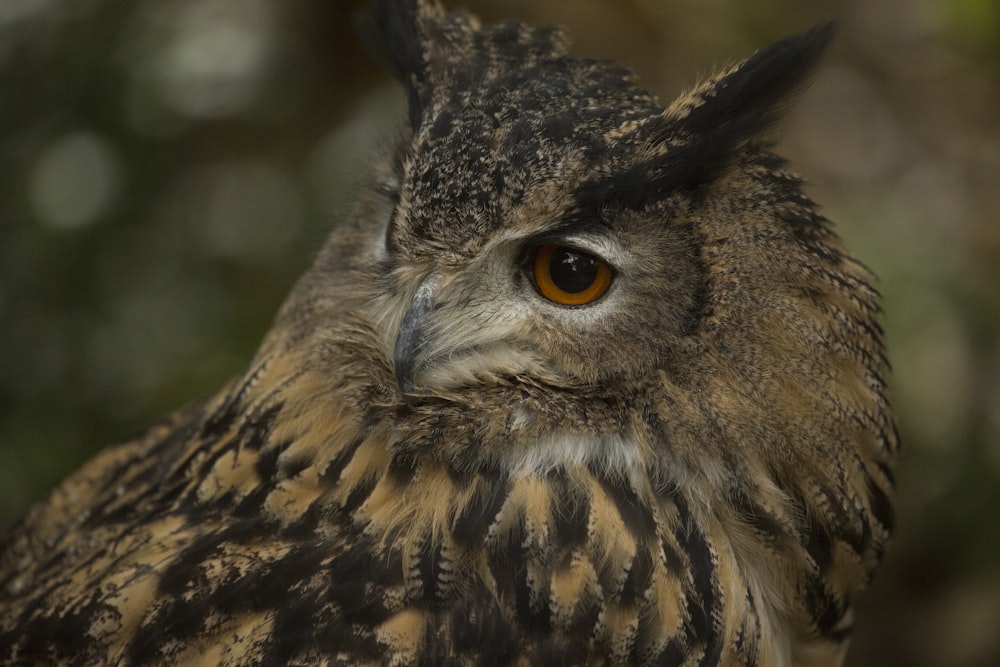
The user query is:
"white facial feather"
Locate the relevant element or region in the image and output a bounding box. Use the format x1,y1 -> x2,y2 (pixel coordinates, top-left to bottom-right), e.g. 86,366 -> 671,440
508,431 -> 646,488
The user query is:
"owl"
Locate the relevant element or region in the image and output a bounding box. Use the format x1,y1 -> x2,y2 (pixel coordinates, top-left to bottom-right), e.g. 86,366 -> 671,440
0,1 -> 897,665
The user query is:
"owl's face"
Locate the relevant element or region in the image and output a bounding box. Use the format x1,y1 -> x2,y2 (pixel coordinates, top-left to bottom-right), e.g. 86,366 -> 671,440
376,121 -> 707,397
359,23 -> 751,403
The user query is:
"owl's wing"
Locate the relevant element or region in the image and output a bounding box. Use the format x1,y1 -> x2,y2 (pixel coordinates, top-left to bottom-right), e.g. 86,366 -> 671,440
0,356 -> 402,665
1,397 -> 209,574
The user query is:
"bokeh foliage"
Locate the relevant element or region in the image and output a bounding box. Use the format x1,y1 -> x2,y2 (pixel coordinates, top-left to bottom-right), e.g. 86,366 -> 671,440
1,1 -> 998,665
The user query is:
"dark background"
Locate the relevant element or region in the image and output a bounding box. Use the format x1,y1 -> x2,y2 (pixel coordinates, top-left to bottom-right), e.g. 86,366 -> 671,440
1,1 -> 998,664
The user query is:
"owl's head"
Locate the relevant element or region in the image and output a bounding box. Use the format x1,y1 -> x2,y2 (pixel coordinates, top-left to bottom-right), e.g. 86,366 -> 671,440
340,2 -> 832,387
282,0 -> 894,497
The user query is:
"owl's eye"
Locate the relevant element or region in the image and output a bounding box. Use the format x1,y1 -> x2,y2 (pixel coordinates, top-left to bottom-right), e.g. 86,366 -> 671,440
529,244 -> 614,306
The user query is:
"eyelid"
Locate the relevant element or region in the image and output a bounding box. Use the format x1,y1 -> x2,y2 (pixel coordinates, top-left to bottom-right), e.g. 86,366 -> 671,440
540,234 -> 624,270
377,180 -> 400,199
381,184 -> 403,256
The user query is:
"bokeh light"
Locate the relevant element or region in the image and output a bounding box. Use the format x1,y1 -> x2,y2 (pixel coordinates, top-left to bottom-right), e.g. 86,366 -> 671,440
29,131 -> 120,231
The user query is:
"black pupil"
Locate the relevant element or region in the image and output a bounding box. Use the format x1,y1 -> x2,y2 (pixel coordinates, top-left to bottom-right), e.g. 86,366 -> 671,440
549,248 -> 598,293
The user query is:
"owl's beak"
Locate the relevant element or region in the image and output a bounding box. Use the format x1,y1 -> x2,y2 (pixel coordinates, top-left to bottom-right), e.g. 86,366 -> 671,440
393,282 -> 435,396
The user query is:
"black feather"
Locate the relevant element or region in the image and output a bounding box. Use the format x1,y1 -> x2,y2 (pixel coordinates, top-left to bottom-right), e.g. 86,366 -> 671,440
355,0 -> 439,128
682,21 -> 836,140
661,21 -> 837,194
583,22 -> 837,211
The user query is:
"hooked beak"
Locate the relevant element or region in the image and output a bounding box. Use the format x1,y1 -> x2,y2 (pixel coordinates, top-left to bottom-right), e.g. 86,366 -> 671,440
393,282 -> 435,396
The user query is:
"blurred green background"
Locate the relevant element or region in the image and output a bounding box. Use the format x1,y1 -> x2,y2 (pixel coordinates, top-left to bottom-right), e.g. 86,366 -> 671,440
1,1 -> 998,664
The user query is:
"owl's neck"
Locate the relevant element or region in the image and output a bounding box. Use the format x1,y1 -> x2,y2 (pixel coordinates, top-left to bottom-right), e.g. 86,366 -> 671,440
360,451 -> 854,662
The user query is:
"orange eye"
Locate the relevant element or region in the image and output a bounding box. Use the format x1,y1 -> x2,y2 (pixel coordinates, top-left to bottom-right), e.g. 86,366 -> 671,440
530,244 -> 614,306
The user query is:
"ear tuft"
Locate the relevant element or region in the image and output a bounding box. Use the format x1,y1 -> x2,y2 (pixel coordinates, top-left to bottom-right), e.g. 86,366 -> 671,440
630,22 -> 837,197
668,21 -> 836,141
355,0 -> 445,129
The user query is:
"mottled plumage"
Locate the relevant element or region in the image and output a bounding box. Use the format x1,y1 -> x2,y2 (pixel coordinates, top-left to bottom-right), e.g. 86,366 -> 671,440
0,2 -> 897,665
